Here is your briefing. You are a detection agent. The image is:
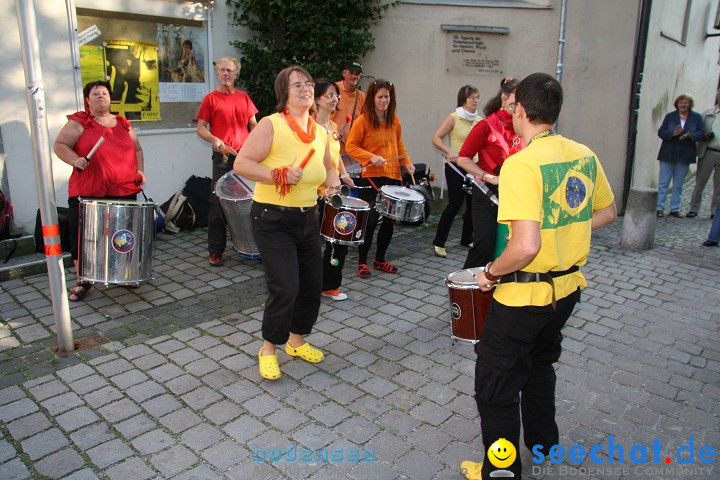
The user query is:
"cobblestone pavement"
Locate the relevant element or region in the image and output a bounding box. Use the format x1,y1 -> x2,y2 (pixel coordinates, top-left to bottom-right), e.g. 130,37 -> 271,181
0,179 -> 719,480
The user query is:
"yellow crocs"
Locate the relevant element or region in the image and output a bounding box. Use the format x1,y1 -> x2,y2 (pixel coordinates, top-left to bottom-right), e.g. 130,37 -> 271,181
460,460 -> 482,480
258,347 -> 281,380
285,342 -> 324,363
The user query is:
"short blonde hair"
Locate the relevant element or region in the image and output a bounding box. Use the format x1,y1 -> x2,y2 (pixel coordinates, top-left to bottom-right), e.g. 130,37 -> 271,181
214,57 -> 241,75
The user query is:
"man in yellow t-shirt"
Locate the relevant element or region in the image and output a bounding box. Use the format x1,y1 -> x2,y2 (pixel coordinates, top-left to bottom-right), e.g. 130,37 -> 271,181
460,73 -> 617,480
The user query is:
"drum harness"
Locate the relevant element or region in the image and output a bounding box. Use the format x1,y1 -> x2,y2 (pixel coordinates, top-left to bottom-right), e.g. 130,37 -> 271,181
485,263 -> 580,310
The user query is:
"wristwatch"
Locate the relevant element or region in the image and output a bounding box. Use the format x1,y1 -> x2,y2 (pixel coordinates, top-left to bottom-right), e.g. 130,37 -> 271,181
485,262 -> 501,282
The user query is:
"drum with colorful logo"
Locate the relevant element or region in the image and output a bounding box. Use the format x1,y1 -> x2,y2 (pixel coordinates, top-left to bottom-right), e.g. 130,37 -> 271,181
321,195 -> 370,245
78,199 -> 156,286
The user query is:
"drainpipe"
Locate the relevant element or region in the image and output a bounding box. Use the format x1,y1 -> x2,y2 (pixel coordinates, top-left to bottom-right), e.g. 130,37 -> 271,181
555,0 -> 568,132
621,0 -> 653,214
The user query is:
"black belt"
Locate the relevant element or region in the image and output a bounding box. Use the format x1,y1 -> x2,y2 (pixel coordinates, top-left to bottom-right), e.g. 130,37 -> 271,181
707,147 -> 720,152
497,265 -> 580,309
255,202 -> 318,214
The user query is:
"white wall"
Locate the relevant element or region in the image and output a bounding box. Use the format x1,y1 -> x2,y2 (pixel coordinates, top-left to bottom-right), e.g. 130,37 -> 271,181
0,0 -> 248,233
633,0 -> 720,189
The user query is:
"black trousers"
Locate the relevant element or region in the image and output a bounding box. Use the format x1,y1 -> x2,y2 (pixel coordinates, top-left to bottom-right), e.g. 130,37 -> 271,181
68,193 -> 137,261
251,201 -> 322,345
318,197 -> 349,291
208,152 -> 233,254
357,177 -> 398,265
463,185 -> 498,269
433,163 -> 473,248
474,289 -> 581,479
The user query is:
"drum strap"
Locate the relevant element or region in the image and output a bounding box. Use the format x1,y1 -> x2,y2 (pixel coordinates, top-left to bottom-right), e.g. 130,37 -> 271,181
367,177 -> 380,192
497,265 -> 580,310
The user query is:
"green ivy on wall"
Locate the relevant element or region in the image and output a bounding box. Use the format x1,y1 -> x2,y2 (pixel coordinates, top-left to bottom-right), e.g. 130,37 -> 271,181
226,0 -> 397,118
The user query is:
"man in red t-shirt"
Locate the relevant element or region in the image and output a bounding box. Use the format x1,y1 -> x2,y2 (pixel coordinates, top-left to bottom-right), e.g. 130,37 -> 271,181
197,57 -> 258,266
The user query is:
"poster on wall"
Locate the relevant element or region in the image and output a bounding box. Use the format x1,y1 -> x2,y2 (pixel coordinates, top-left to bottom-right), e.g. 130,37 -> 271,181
105,40 -> 161,122
157,24 -> 207,103
445,33 -> 505,75
79,46 -> 106,86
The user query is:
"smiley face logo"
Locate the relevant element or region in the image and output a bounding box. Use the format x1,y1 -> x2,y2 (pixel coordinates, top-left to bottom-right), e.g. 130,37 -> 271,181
488,438 -> 517,469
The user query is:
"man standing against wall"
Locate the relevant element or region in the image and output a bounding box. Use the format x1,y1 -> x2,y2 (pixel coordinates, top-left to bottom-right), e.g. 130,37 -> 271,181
196,57 -> 258,266
687,88 -> 720,219
332,60 -> 365,153
460,73 -> 617,480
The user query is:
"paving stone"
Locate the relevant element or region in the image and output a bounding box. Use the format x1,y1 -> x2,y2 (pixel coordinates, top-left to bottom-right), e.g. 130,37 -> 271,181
84,386 -> 124,409
166,374 -> 203,396
104,457 -> 156,480
7,411 -> 52,441
0,440 -> 16,463
158,407 -> 203,433
142,393 -> 183,418
57,364 -> 95,383
292,424 -> 338,451
21,428 -> 69,460
410,400 -> 452,426
308,402 -> 352,427
0,385 -> 25,406
180,423 -> 224,451
56,406 -> 100,432
95,358 -> 134,377
132,352 -> 167,370
0,457 -> 30,479
265,406 -> 309,433
70,422 -> 116,450
125,380 -> 166,403
110,369 -> 149,390
224,416 -> 268,443
181,385 -> 222,410
86,438 -> 133,469
203,399 -> 244,425
114,414 -> 157,439
68,375 -> 109,395
173,464 -> 224,480
0,398 -> 39,422
34,447 -> 85,478
150,444 -> 198,477
98,398 -> 142,425
335,416 -> 380,444
28,379 -> 68,401
201,439 -> 249,470
147,363 -> 185,383
62,468 -> 101,480
131,429 -> 176,454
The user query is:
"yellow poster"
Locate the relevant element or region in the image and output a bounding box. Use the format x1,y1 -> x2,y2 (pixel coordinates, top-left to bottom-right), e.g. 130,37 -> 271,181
104,40 -> 160,122
79,46 -> 106,86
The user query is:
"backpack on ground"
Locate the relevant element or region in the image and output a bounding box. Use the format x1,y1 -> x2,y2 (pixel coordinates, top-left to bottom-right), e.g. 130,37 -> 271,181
182,175 -> 211,228
160,190 -> 196,233
0,189 -> 13,240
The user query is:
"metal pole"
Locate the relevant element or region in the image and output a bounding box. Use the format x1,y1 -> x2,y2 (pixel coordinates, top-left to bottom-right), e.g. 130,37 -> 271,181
555,0 -> 568,132
16,0 -> 75,353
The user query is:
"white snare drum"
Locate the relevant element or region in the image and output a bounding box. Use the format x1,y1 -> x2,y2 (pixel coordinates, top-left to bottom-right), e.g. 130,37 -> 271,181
375,185 -> 425,222
79,199 -> 156,286
215,172 -> 260,259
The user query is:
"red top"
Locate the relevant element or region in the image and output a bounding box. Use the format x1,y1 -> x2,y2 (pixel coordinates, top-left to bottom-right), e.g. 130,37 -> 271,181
459,109 -> 523,174
196,89 -> 258,152
67,112 -> 141,198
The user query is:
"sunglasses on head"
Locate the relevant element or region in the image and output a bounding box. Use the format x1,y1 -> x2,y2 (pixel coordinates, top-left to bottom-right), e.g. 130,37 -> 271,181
373,80 -> 393,88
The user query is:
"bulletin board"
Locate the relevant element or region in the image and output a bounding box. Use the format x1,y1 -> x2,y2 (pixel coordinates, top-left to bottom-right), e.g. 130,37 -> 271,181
76,9 -> 208,130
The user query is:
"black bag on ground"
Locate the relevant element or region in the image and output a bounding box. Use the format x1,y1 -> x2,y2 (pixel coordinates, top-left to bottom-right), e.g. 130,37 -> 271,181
34,207 -> 71,253
160,190 -> 196,233
182,175 -> 211,228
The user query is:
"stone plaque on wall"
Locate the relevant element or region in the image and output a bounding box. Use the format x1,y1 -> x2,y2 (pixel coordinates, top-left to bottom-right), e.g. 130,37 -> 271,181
446,33 -> 505,75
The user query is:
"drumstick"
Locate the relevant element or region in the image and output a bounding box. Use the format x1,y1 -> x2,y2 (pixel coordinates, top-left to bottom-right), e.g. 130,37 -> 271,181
298,148 -> 316,169
78,128 -> 112,172
360,154 -> 409,171
445,159 -> 499,206
410,173 -> 416,185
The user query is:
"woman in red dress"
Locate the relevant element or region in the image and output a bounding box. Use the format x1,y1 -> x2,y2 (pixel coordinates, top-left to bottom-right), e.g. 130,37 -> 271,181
54,80 -> 145,301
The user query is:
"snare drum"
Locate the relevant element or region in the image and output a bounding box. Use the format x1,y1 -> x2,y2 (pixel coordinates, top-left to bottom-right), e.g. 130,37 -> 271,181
79,199 -> 156,286
446,267 -> 492,343
375,185 -> 425,222
215,172 -> 260,259
321,196 -> 370,245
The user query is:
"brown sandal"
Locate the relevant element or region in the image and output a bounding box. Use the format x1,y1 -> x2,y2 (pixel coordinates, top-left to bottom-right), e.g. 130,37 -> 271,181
68,282 -> 92,302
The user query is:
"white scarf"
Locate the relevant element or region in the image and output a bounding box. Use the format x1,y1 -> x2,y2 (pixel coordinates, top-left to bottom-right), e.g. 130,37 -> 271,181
456,106 -> 478,122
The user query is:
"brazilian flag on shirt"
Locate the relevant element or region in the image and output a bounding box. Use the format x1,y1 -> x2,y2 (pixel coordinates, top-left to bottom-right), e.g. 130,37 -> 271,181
541,155 -> 597,229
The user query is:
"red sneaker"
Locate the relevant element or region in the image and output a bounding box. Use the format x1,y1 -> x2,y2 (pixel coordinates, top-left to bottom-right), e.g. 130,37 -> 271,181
209,252 -> 223,266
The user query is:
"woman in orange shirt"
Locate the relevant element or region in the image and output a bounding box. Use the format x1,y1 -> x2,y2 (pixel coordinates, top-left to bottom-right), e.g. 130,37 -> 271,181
345,79 -> 415,277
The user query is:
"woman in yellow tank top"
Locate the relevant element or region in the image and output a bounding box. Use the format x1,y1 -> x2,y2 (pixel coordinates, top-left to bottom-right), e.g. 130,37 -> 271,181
431,85 -> 480,258
234,66 -> 341,380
